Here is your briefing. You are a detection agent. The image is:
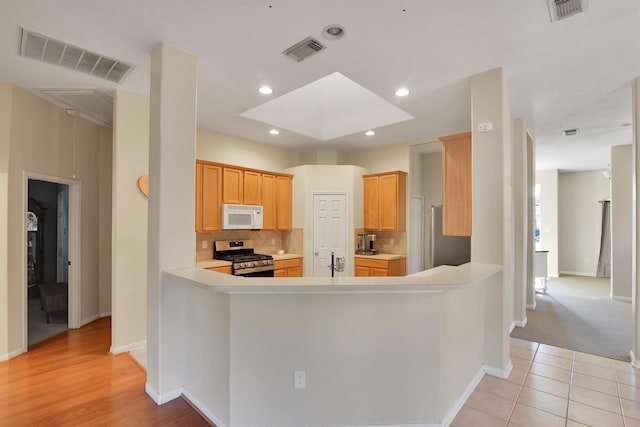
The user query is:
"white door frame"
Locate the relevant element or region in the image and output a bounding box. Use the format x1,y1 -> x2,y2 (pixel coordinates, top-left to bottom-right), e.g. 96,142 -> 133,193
23,172 -> 81,352
311,192 -> 350,277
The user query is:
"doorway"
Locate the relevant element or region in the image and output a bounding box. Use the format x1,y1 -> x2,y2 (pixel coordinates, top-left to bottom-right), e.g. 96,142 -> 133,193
24,174 -> 80,350
312,193 -> 348,277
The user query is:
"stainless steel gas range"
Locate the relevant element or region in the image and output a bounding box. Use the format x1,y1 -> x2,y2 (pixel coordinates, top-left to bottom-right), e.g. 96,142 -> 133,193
213,240 -> 274,277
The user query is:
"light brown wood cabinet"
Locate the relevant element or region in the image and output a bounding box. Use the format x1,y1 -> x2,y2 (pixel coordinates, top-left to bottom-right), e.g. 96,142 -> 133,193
195,161 -> 222,232
440,131 -> 472,236
274,257 -> 303,277
222,167 -> 244,204
261,173 -> 276,230
196,161 -> 293,233
243,170 -> 262,205
354,257 -> 406,277
276,175 -> 292,230
363,171 -> 407,231
207,265 -> 232,274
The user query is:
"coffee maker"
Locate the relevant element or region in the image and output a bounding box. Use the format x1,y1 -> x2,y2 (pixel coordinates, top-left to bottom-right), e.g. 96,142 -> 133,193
366,233 -> 377,254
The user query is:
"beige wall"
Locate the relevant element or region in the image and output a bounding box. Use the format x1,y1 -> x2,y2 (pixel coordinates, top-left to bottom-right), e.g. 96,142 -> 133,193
611,144 -> 632,299
98,127 -> 113,316
111,91 -> 149,353
536,169 -> 559,278
197,130 -> 299,172
0,84 -> 108,358
558,171 -> 610,276
0,84 -> 12,357
286,164 -> 366,276
344,142 -> 411,174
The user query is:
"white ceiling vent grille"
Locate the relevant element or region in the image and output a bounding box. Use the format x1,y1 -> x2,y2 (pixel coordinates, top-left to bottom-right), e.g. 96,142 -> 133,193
40,89 -> 113,126
19,28 -> 134,83
282,36 -> 325,62
548,0 -> 587,22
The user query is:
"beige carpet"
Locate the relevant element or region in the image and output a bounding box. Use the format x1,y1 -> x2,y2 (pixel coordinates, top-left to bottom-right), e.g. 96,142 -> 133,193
510,275 -> 631,361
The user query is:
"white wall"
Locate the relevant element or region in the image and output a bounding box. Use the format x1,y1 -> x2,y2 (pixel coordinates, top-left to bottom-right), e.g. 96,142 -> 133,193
611,145 -> 632,300
197,130 -> 300,172
558,171 -> 610,276
512,119 -> 529,326
111,91 -> 149,353
98,126 -> 113,316
0,83 -> 107,358
536,170 -> 559,277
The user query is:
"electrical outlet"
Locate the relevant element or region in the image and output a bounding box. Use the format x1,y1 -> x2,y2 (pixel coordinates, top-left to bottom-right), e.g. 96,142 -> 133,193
202,241 -> 208,249
294,370 -> 306,389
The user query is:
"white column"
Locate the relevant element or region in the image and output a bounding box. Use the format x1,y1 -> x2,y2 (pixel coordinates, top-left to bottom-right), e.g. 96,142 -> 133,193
471,67 -> 512,374
632,77 -> 640,366
146,43 -> 197,401
512,118 -> 528,326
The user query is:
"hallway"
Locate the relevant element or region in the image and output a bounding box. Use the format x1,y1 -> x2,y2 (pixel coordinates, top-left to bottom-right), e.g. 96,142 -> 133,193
0,317 -> 208,426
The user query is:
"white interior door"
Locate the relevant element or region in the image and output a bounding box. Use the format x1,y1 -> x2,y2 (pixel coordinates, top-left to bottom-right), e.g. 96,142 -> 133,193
313,193 -> 348,277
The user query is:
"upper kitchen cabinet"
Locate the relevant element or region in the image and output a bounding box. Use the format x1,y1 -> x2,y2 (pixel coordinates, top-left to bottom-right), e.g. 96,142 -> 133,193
440,131 -> 472,236
363,171 -> 407,231
224,167 -> 263,206
243,170 -> 262,205
195,161 -> 222,232
276,175 -> 292,230
261,173 -> 276,230
223,167 -> 244,204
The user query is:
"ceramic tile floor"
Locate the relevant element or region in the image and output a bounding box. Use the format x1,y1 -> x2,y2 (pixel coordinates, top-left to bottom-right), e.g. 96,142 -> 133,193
452,338 -> 640,427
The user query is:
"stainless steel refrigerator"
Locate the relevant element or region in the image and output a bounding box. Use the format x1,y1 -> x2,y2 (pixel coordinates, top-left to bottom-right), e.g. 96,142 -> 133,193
430,205 -> 471,267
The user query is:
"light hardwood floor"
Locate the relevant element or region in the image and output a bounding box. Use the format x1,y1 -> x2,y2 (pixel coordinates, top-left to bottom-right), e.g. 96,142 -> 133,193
0,317 -> 209,426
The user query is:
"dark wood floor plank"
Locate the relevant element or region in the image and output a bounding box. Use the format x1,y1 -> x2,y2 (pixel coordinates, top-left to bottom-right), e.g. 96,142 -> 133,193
0,317 -> 210,426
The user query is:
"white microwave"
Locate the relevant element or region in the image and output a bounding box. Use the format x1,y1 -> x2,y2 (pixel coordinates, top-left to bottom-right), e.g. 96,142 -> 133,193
223,204 -> 263,230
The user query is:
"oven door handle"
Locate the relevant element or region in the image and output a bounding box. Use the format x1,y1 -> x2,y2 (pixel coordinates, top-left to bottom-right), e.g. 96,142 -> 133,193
235,265 -> 275,276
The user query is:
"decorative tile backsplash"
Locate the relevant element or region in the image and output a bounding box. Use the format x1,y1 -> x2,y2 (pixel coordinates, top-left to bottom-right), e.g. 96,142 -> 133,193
354,228 -> 407,255
196,228 -> 303,261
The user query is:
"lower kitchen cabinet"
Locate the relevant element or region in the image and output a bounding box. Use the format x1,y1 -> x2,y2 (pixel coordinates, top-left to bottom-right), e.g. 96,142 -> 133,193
274,257 -> 303,277
207,265 -> 232,275
354,257 -> 406,277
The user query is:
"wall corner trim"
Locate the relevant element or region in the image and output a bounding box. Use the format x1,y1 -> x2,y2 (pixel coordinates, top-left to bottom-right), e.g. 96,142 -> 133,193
485,360 -> 513,379
514,317 -> 528,328
145,383 -> 182,405
631,351 -> 640,369
110,340 -> 146,355
182,387 -> 229,427
440,366 -> 486,427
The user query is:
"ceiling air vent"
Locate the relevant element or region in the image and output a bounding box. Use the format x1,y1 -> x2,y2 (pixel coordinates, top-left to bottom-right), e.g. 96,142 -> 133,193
19,28 -> 134,83
282,36 -> 325,62
548,0 -> 587,22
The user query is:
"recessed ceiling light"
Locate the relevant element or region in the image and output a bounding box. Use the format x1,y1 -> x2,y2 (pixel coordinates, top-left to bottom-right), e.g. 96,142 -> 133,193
365,130 -> 375,136
269,129 -> 280,135
258,86 -> 273,95
562,128 -> 578,136
395,88 -> 410,97
323,25 -> 346,40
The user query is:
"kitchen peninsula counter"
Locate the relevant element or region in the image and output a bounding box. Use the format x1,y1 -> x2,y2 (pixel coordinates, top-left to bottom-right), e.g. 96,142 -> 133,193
159,262 -> 507,427
353,252 -> 406,261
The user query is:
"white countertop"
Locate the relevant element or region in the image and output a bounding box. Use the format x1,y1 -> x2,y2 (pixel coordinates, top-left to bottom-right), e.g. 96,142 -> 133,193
197,259 -> 232,269
272,253 -> 303,261
166,262 -> 502,294
354,253 -> 406,261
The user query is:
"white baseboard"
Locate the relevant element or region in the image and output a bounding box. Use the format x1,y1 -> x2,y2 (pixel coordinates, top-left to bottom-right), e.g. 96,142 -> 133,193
80,314 -> 101,327
145,383 -> 183,405
0,347 -> 24,361
509,321 -> 516,333
514,317 -> 528,328
182,388 -> 229,427
612,296 -> 632,302
110,340 -> 146,355
100,311 -> 112,317
440,366 -> 486,427
526,300 -> 536,310
631,351 -> 640,369
559,271 -> 596,277
485,360 -> 513,379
